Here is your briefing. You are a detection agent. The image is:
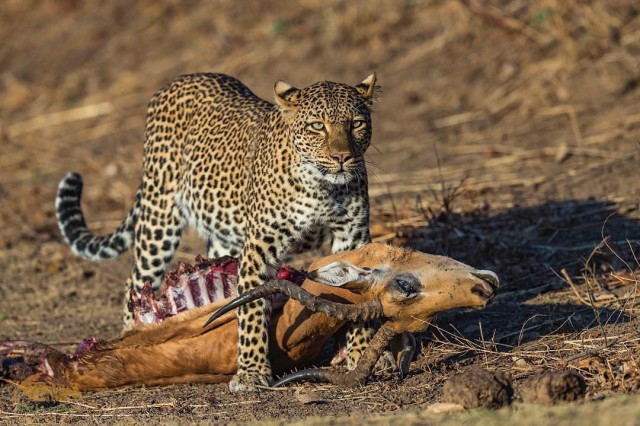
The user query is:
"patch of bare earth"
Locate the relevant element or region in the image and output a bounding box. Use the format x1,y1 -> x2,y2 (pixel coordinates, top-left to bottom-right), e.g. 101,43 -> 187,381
1,0 -> 640,423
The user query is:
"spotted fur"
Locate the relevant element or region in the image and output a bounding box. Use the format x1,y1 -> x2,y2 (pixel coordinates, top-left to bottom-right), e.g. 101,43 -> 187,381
56,72 -> 379,391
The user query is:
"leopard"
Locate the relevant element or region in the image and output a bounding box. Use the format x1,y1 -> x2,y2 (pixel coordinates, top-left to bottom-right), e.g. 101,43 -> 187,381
55,72 -> 379,392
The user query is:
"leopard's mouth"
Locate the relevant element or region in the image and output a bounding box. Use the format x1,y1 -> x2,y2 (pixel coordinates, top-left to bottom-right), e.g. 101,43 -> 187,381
322,171 -> 353,185
302,160 -> 357,185
321,161 -> 356,175
329,166 -> 348,175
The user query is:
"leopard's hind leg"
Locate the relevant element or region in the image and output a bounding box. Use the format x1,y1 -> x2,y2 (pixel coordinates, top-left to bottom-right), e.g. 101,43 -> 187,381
122,193 -> 186,327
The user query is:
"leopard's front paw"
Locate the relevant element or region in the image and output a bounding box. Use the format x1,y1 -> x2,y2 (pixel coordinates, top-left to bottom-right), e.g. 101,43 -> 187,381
228,371 -> 272,393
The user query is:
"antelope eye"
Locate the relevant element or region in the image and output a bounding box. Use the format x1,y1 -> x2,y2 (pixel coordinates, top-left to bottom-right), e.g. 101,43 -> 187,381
352,119 -> 366,130
395,275 -> 419,297
308,121 -> 325,131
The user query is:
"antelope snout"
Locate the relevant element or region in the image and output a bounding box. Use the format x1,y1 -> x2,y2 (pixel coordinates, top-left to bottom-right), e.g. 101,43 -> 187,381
470,270 -> 500,302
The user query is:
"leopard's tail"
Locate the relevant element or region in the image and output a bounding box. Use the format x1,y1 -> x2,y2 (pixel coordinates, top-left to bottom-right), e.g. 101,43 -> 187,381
55,172 -> 141,261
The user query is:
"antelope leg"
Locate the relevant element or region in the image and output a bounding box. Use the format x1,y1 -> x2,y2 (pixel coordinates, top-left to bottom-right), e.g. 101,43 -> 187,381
396,333 -> 416,381
272,324 -> 397,387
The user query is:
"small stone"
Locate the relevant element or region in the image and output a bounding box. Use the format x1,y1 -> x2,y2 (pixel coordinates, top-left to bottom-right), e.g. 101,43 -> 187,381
514,358 -> 531,370
104,162 -> 119,177
294,388 -> 326,404
555,143 -> 571,163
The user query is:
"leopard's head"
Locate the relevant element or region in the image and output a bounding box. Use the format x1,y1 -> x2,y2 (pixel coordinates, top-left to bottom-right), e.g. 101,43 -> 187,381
274,74 -> 379,185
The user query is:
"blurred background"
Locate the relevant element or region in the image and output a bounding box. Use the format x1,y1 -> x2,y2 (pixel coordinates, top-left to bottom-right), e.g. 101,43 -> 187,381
3,0 -> 639,206
1,1 -> 640,418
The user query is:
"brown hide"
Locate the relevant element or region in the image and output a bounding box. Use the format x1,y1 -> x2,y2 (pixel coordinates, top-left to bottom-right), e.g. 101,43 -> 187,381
60,280 -> 364,390
269,280 -> 366,372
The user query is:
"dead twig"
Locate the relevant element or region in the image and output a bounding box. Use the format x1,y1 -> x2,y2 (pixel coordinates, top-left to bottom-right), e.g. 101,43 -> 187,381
558,268 -> 591,306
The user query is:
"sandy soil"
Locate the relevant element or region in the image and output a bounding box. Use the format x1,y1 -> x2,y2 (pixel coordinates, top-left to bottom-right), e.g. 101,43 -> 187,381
1,0 -> 639,423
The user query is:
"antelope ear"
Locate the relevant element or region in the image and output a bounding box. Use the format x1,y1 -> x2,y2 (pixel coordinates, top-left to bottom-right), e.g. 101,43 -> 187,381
307,261 -> 376,292
355,72 -> 378,102
274,81 -> 300,109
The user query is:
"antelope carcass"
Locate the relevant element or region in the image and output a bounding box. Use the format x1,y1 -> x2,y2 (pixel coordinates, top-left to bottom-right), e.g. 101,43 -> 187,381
0,243 -> 498,392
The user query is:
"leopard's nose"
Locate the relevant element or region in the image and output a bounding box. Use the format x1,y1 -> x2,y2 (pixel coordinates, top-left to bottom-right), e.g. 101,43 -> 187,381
331,152 -> 352,164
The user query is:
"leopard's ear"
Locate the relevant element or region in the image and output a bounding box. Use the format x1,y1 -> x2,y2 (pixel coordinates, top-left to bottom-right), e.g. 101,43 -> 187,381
274,81 -> 300,109
355,73 -> 380,107
355,73 -> 377,99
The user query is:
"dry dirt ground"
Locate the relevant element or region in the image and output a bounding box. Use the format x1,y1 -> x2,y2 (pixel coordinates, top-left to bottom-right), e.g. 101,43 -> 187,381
1,0 -> 640,423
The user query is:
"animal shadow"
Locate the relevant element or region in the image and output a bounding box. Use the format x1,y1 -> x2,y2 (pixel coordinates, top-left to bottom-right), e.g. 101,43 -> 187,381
399,199 -> 639,351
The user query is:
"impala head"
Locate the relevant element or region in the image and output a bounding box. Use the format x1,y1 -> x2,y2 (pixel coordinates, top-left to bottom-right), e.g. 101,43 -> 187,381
306,243 -> 499,333
205,243 -> 498,333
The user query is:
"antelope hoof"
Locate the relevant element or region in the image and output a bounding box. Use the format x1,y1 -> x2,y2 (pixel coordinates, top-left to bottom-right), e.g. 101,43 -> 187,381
374,350 -> 398,373
228,372 -> 272,393
396,333 -> 417,381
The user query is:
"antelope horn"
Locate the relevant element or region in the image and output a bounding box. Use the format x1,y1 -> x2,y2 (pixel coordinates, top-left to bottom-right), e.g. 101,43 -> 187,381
204,279 -> 384,328
272,368 -> 339,387
273,324 -> 398,387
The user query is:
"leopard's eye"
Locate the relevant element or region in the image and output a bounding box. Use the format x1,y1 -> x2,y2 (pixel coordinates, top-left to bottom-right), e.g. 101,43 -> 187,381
308,121 -> 325,132
352,120 -> 366,130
